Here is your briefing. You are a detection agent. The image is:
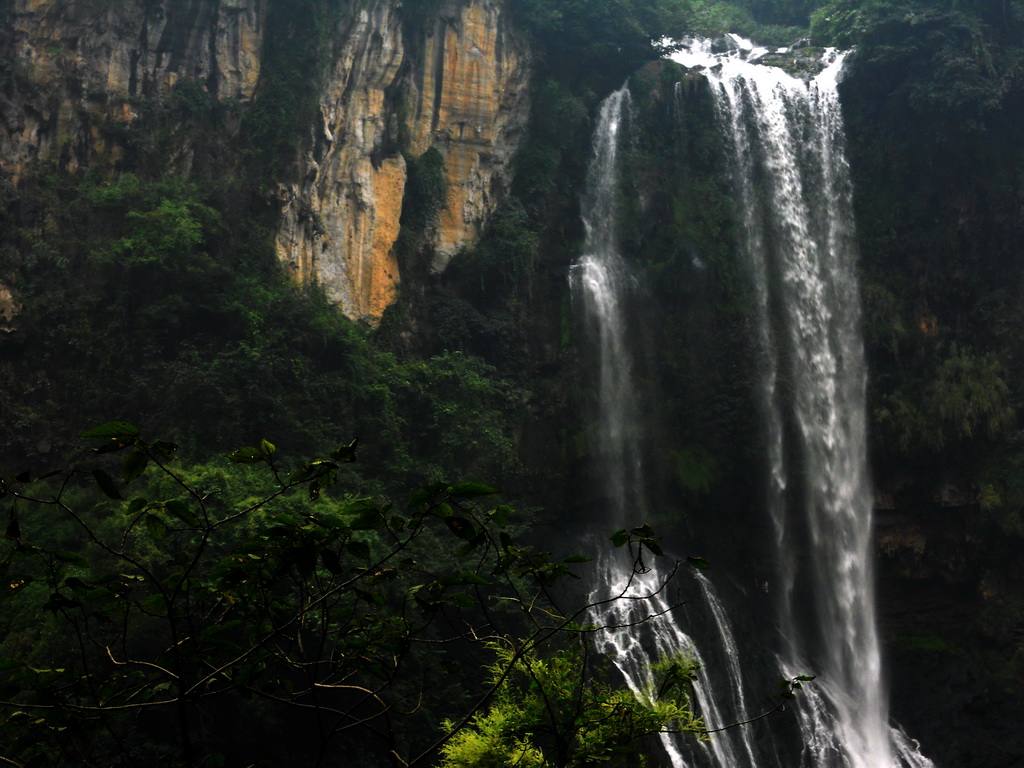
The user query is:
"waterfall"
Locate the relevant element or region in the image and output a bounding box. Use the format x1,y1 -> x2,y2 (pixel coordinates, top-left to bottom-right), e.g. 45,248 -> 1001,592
669,38 -> 933,767
572,85 -> 759,768
572,36 -> 934,768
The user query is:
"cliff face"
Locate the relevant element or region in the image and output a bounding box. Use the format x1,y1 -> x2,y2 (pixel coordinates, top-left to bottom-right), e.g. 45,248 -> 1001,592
275,0 -> 531,321
1,0 -> 266,181
406,0 -> 532,272
272,1 -> 407,323
1,0 -> 530,324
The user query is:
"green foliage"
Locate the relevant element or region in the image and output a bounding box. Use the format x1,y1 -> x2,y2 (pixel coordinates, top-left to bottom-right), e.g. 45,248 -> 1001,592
929,346 -> 1013,443
874,346 -> 1014,452
448,200 -> 540,306
686,0 -> 811,43
439,644 -> 702,768
241,0 -> 345,185
400,147 -> 449,236
672,445 -> 721,495
726,0 -> 825,26
2,166 -> 524,491
890,634 -> 966,658
510,0 -> 695,89
0,426 -> 699,766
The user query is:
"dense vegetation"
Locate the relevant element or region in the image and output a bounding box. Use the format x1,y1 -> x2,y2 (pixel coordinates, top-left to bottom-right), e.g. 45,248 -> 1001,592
1,422 -> 704,766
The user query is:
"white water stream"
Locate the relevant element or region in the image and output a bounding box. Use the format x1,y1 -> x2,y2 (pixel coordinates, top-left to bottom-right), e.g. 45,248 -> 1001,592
572,37 -> 934,768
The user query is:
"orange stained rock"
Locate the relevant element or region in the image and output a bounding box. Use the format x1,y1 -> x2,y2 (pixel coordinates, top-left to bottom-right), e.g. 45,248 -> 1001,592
408,0 -> 530,269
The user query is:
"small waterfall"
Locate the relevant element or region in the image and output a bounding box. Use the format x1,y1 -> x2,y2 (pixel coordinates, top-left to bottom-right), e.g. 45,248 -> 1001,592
572,85 -> 756,768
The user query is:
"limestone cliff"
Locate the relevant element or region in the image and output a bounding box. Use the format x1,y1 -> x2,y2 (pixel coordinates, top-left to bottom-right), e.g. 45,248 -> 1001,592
1,0 -> 266,181
272,1 -> 407,323
275,0 -> 531,322
1,0 -> 530,325
406,0 -> 532,272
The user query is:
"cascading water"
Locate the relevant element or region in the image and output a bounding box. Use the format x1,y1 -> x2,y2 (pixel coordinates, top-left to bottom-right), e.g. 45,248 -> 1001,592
572,85 -> 760,768
573,36 -> 934,768
670,37 -> 933,767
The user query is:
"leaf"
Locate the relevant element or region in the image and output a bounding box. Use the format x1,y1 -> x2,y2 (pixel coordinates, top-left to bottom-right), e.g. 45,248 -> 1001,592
445,517 -> 476,541
350,509 -> 384,531
92,438 -> 131,454
151,440 -> 178,458
4,576 -> 32,595
52,551 -> 87,565
144,514 -> 168,541
489,505 -> 513,527
449,483 -> 499,498
644,540 -> 665,557
407,489 -> 433,507
43,592 -> 81,612
447,593 -> 475,608
563,555 -> 592,564
368,568 -> 398,584
610,529 -> 629,547
459,572 -> 490,586
226,447 -> 263,464
122,451 -> 149,484
126,497 -> 148,515
330,438 -> 358,463
63,577 -> 94,594
287,465 -> 316,484
686,556 -> 711,570
259,439 -> 276,457
346,540 -> 370,560
165,500 -> 201,527
92,469 -> 122,500
320,550 -> 344,575
339,498 -> 378,515
81,421 -> 140,439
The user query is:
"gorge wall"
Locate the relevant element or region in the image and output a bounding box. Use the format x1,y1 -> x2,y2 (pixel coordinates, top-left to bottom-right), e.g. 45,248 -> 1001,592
0,0 -> 530,324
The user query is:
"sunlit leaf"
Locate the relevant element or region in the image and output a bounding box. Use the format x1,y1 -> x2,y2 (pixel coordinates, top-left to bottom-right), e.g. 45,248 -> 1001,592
449,483 -> 499,498
226,447 -> 263,464
81,421 -> 140,439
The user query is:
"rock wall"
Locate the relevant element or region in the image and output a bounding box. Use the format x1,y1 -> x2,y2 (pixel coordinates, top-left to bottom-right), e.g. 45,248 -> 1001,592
2,0 -> 531,325
272,1 -> 407,323
275,0 -> 531,322
1,0 -> 266,181
406,0 -> 532,272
